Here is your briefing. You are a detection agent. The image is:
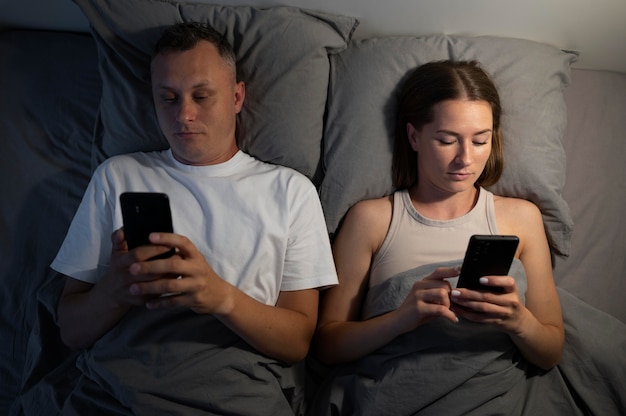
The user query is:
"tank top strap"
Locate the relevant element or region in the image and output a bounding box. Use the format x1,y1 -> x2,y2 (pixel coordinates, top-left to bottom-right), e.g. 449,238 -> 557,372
369,187 -> 499,288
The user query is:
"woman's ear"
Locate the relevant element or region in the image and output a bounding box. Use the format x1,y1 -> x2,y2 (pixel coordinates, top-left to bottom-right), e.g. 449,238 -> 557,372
406,122 -> 420,152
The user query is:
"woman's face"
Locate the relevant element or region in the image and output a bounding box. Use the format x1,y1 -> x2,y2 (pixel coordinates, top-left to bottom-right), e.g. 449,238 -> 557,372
408,99 -> 493,196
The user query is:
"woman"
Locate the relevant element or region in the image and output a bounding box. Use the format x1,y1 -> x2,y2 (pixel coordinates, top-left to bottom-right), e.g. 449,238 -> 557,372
314,60 -> 563,372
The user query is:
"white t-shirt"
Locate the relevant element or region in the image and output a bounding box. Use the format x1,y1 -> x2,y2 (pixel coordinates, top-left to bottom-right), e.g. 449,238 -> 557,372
51,149 -> 337,305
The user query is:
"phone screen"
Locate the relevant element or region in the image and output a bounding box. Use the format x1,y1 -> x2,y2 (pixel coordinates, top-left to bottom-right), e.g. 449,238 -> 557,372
120,192 -> 174,259
457,234 -> 519,292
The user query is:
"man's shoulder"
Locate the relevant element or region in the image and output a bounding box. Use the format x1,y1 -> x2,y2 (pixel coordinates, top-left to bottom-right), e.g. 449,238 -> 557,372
96,150 -> 167,171
245,152 -> 311,182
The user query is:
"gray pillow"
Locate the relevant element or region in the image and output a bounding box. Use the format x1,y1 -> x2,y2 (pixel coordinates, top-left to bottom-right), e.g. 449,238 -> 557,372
320,35 -> 577,256
73,0 -> 358,184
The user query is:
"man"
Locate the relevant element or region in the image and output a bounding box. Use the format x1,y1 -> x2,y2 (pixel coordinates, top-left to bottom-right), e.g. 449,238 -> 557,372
52,22 -> 337,414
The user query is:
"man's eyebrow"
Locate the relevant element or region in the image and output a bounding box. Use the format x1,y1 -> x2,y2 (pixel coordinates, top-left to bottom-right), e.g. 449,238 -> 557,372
155,81 -> 213,90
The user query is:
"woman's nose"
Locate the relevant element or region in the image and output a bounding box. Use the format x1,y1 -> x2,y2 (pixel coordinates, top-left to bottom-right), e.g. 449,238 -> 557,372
455,143 -> 472,165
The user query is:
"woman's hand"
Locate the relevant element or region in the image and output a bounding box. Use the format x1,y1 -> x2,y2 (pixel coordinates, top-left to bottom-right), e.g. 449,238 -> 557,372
450,275 -> 529,334
392,266 -> 461,333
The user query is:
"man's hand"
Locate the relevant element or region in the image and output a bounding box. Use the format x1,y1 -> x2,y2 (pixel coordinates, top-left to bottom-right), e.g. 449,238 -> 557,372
57,228 -> 178,349
125,232 -> 232,314
127,232 -> 319,363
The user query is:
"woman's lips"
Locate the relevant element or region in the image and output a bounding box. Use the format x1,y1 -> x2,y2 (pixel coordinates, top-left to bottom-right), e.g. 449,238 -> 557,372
449,172 -> 472,181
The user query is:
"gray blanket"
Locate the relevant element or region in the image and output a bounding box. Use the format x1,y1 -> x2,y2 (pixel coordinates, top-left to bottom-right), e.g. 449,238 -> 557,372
17,285 -> 303,416
309,261 -> 626,416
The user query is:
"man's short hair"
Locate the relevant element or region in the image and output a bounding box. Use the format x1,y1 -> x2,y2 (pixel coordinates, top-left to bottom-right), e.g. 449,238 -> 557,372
152,22 -> 237,74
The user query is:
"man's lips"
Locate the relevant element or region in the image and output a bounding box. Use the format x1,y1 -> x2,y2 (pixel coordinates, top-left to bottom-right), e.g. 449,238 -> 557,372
175,131 -> 201,139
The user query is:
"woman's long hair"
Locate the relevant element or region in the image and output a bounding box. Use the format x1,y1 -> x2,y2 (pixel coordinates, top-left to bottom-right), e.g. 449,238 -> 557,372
392,60 -> 504,189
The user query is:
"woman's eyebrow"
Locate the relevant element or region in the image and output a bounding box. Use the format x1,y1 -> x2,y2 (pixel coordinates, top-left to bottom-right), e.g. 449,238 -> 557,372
436,128 -> 492,136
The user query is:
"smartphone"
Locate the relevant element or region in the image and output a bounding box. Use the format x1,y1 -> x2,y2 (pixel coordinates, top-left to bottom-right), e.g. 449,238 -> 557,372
456,234 -> 519,293
120,192 -> 175,260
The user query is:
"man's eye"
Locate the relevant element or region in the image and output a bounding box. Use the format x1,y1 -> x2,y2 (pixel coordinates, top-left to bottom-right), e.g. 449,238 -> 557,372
162,96 -> 176,103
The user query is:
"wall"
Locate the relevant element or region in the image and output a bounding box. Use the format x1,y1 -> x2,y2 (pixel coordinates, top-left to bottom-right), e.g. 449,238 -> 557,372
0,0 -> 625,73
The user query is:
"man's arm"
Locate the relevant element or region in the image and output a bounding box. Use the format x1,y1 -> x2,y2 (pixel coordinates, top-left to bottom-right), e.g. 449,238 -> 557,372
127,232 -> 319,364
208,287 -> 319,364
57,228 -> 176,349
58,277 -> 131,349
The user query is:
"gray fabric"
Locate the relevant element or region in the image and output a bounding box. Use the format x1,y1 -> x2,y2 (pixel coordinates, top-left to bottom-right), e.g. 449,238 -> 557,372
74,308 -> 301,415
557,288 -> 626,415
553,69 -> 626,323
20,303 -> 303,415
3,25 -> 625,416
73,0 -> 358,184
363,259 -> 526,319
319,35 -> 577,256
310,261 -> 626,415
0,30 -> 99,414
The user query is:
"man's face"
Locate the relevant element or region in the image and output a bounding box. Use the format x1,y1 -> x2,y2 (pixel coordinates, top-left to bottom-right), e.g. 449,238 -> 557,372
151,40 -> 245,166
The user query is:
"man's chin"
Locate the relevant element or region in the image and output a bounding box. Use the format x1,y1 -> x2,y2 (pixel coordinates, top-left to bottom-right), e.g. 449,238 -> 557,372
170,146 -> 237,166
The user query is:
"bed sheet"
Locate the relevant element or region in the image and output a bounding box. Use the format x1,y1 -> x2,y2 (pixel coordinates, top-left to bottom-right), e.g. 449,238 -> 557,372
0,29 -> 100,412
309,262 -> 626,415
554,69 -> 626,323
2,27 -> 625,413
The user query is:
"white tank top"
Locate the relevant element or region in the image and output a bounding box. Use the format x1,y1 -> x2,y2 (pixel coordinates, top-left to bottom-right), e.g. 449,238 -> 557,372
369,187 -> 499,288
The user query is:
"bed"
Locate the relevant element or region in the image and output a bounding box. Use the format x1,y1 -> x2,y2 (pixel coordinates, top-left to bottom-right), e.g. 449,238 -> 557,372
1,0 -> 624,414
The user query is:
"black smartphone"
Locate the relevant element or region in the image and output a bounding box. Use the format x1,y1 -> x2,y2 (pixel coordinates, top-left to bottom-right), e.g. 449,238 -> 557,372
456,234 -> 519,293
120,192 -> 175,260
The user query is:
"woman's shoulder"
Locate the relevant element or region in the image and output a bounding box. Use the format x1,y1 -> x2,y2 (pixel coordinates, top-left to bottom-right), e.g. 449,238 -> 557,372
493,194 -> 540,214
338,194 -> 394,246
493,194 -> 543,233
349,194 -> 394,221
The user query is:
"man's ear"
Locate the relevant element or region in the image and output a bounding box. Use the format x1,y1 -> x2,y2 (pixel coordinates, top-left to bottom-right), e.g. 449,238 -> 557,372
234,81 -> 245,114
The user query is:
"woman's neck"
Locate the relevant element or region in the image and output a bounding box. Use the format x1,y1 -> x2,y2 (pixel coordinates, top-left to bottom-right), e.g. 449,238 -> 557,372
408,185 -> 480,220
